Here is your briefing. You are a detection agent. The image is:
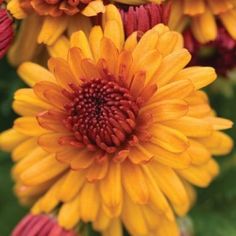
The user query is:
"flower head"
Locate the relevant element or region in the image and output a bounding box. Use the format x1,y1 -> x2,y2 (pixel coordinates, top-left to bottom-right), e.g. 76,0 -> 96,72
0,6 -> 14,59
12,213 -> 78,236
0,5 -> 233,236
169,0 -> 236,43
184,23 -> 236,76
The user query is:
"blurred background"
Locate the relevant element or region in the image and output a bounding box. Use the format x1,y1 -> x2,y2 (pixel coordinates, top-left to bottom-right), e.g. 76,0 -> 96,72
0,57 -> 236,236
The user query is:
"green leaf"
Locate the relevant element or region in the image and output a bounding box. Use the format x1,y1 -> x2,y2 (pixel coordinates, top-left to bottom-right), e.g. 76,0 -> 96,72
0,152 -> 27,236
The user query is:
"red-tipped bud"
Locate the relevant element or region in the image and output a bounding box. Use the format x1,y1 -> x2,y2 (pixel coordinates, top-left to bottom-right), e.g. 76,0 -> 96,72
120,3 -> 171,38
12,213 -> 78,236
0,7 -> 14,59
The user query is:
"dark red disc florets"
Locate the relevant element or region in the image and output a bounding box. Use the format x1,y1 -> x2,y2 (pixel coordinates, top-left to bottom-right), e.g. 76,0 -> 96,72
63,78 -> 139,153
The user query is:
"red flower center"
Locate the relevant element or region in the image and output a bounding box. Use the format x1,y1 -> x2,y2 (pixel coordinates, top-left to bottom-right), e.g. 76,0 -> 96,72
63,79 -> 139,153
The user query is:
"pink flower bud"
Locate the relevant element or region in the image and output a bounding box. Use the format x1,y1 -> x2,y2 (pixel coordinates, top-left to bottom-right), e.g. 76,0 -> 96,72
120,2 -> 171,38
12,213 -> 78,236
0,7 -> 14,59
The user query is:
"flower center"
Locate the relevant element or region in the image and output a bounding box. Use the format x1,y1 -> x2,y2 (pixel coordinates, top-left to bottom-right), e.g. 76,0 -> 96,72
64,79 -> 139,153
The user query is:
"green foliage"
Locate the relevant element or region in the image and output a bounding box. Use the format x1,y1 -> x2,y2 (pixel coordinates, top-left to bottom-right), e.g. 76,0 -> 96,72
191,165 -> 236,236
0,152 -> 27,236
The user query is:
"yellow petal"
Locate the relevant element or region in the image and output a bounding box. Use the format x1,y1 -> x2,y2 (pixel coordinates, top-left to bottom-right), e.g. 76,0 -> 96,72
102,4 -> 124,49
12,138 -> 37,161
13,89 -> 51,116
70,30 -> 93,59
148,162 -> 190,215
153,49 -> 191,86
122,193 -> 148,236
89,26 -> 103,61
128,144 -> 153,164
36,176 -> 66,213
38,16 -> 68,45
47,36 -> 70,59
132,29 -> 159,61
79,183 -> 100,222
198,131 -> 233,155
150,79 -> 194,102
177,160 -> 218,187
151,124 -> 189,153
12,146 -> 47,178
204,117 -> 233,130
141,99 -> 189,122
191,10 -> 217,43
20,154 -> 68,185
58,170 -> 85,202
183,0 -> 205,15
100,38 -> 119,74
82,0 -> 105,16
144,143 -> 191,169
173,66 -> 216,89
102,219 -> 123,236
99,162 -> 122,217
164,116 -> 213,138
18,62 -> 55,87
58,194 -> 80,229
7,0 -> 27,18
220,9 -> 236,40
104,20 -> 124,51
14,117 -> 48,136
142,165 -> 175,220
93,208 -> 110,231
0,129 -> 27,152
122,160 -> 149,204
188,139 -> 211,165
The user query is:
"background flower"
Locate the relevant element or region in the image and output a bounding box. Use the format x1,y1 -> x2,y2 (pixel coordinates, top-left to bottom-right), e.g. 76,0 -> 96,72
168,0 -> 236,43
0,5 -> 14,59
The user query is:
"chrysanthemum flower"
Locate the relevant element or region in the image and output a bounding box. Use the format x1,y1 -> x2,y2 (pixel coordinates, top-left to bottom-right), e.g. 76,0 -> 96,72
120,2 -> 171,38
168,0 -> 236,44
12,213 -> 78,236
0,4 -> 233,236
184,23 -> 236,76
0,4 -> 14,59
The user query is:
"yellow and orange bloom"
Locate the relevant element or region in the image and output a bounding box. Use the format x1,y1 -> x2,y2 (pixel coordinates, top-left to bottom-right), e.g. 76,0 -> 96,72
7,0 -> 163,66
0,5 -> 233,236
169,0 -> 236,44
7,0 -> 104,65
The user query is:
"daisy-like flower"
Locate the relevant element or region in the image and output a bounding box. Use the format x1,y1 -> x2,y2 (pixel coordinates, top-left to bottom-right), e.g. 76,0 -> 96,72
12,213 -> 78,236
0,4 -> 233,236
168,0 -> 236,44
0,2 -> 14,59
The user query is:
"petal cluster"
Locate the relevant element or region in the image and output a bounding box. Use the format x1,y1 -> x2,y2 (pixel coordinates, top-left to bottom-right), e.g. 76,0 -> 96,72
0,5 -> 233,236
169,0 -> 236,43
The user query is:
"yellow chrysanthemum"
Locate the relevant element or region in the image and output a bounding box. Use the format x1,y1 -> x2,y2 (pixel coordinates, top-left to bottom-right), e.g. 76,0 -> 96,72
169,0 -> 236,43
1,4 -> 233,236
